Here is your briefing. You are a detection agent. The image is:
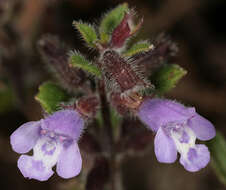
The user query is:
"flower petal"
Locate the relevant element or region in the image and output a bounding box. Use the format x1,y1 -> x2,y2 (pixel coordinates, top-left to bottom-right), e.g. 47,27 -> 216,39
10,121 -> 41,153
17,155 -> 54,181
188,114 -> 216,141
179,144 -> 210,172
154,127 -> 177,163
56,142 -> 82,179
41,110 -> 84,140
138,98 -> 195,131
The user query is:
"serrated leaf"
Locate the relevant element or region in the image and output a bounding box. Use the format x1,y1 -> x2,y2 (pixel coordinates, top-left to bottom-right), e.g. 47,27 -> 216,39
207,131 -> 226,185
123,41 -> 154,57
73,21 -> 98,47
70,51 -> 101,77
151,64 -> 187,95
99,3 -> 129,43
35,82 -> 69,114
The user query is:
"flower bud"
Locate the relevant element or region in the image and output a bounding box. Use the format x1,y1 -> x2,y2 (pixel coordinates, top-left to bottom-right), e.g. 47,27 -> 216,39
111,12 -> 143,48
76,96 -> 99,118
101,50 -> 150,95
111,92 -> 143,115
38,35 -> 86,90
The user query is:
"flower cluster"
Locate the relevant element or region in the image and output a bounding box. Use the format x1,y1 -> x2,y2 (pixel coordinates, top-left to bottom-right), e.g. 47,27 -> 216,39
10,3 -> 216,183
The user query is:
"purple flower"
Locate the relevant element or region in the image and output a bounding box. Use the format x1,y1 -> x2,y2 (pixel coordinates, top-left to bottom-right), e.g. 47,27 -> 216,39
138,98 -> 216,172
10,109 -> 84,181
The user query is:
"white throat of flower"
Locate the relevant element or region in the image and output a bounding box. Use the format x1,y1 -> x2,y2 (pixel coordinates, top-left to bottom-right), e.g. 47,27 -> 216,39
33,136 -> 62,169
170,123 -> 196,161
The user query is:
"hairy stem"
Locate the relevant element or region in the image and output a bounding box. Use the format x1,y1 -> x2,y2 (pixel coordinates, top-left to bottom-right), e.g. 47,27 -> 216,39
98,79 -> 113,149
98,79 -> 119,190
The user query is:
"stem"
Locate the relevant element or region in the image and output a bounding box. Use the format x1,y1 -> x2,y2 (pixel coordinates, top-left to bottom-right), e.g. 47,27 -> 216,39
98,79 -> 113,149
97,79 -> 119,190
110,153 -> 117,190
115,165 -> 123,190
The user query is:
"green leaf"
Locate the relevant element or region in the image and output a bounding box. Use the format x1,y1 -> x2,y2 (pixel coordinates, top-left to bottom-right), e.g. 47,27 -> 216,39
99,3 -> 129,43
151,64 -> 187,95
123,41 -> 154,57
73,21 -> 98,48
207,131 -> 226,185
69,51 -> 101,77
35,82 -> 69,114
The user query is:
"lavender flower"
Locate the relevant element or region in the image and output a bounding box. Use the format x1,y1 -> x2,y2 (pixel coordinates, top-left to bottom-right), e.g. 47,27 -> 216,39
138,98 -> 216,172
10,109 -> 84,181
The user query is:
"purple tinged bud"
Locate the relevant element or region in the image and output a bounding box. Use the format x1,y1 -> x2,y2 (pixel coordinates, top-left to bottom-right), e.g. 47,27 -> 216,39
76,96 -> 99,118
38,35 -> 86,90
133,34 -> 178,75
137,98 -> 216,172
110,92 -> 143,115
101,50 -> 149,94
111,13 -> 131,48
111,12 -> 143,48
10,109 -> 84,181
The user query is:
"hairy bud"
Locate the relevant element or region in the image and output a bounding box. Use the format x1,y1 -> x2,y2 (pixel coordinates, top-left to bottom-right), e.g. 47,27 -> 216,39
111,92 -> 143,115
111,11 -> 143,48
38,35 -> 86,90
134,34 -> 178,75
76,96 -> 99,118
111,13 -> 131,48
100,50 -> 150,95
